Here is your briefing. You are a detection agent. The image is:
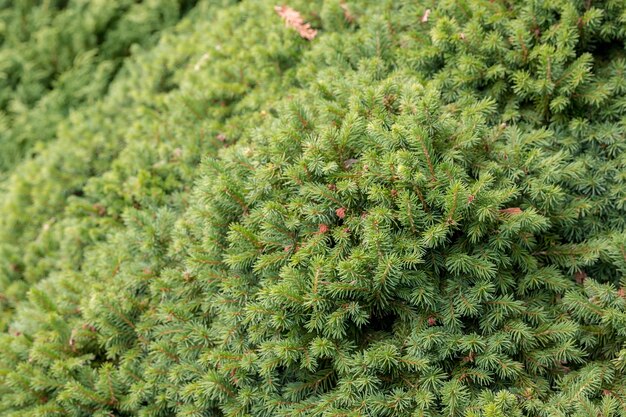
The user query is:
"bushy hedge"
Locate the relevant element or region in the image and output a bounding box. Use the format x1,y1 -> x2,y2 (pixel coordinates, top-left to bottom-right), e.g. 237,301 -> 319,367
1,0 -> 625,416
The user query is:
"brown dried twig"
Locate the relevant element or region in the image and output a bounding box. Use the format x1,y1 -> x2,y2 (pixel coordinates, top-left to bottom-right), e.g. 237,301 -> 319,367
275,5 -> 318,40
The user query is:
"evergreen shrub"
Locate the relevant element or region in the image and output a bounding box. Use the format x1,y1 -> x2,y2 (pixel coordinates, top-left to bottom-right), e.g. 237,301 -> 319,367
1,0 -> 626,416
0,0 -> 196,174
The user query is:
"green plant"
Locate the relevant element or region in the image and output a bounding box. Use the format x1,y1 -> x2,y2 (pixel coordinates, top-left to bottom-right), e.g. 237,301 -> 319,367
1,0 -> 625,416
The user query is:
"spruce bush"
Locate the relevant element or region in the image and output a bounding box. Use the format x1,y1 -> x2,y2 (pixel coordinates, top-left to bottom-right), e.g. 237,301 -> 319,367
1,0 -> 626,416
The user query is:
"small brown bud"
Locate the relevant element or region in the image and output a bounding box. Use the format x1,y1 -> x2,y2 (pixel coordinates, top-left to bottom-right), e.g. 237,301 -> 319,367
462,352 -> 475,363
93,203 -> 107,216
82,323 -> 96,332
343,158 -> 359,169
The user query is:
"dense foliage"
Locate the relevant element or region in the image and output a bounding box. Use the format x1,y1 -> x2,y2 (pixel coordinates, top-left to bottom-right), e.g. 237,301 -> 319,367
1,0 -> 625,416
0,0 -> 198,175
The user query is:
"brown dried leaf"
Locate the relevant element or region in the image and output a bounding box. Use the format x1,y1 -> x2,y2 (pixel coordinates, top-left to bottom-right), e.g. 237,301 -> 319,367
275,5 -> 317,40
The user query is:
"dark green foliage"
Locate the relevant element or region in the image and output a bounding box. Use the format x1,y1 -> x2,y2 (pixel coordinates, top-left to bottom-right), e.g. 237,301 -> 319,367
1,0 -> 626,416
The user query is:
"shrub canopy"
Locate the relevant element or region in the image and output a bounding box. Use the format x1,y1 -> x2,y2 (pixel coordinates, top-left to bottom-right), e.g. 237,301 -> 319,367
0,0 -> 625,416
